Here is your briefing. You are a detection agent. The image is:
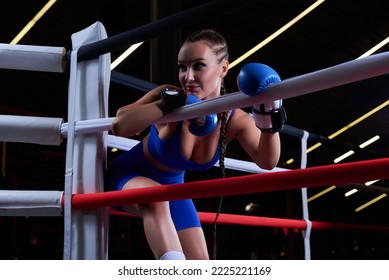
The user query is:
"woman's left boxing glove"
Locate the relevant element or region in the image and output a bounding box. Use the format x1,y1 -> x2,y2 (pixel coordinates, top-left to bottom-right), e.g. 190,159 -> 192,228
187,94 -> 218,137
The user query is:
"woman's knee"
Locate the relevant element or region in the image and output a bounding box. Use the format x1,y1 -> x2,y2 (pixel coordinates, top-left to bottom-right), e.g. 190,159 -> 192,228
120,176 -> 166,215
138,201 -> 170,216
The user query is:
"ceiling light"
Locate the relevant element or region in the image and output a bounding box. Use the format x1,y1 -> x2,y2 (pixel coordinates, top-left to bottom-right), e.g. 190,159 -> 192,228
285,100 -> 389,165
358,37 -> 389,59
10,0 -> 58,44
345,188 -> 358,197
285,158 -> 294,165
229,0 -> 325,68
111,42 -> 143,70
346,179 -> 381,198
328,101 -> 389,139
245,202 -> 260,214
333,150 -> 354,163
306,142 -> 322,153
359,135 -> 380,149
307,185 -> 336,202
355,193 -> 387,212
365,179 -> 379,186
345,37 -> 389,210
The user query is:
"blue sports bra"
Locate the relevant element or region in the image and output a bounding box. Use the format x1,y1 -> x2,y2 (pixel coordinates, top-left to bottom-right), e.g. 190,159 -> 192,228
147,110 -> 235,171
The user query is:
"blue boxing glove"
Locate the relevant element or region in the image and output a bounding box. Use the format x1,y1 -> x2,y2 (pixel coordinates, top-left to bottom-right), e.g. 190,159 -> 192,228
237,62 -> 286,133
237,62 -> 281,95
186,94 -> 218,137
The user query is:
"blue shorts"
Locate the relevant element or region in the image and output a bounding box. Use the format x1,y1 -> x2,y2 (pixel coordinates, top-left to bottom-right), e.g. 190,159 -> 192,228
105,142 -> 201,231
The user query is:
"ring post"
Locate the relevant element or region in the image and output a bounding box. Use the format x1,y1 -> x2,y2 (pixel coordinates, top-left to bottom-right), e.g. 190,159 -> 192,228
63,21 -> 110,260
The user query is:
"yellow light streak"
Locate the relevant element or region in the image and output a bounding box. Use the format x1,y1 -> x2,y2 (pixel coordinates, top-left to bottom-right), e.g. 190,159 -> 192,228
10,0 -> 58,44
355,194 -> 387,212
229,0 -> 325,69
358,36 -> 389,59
111,42 -> 143,70
307,185 -> 336,202
328,100 -> 389,140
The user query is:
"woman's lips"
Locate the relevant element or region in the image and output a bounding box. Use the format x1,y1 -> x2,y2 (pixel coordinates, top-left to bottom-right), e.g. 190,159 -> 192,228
186,86 -> 199,93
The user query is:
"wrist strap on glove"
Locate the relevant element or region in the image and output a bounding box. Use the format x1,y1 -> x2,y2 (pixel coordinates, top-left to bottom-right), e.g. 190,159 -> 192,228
160,88 -> 186,115
252,105 -> 287,133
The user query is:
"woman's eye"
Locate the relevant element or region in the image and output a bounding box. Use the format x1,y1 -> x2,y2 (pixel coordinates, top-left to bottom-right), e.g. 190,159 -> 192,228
193,62 -> 205,70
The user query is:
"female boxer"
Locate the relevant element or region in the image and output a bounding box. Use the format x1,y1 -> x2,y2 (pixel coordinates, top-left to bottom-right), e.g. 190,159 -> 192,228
105,29 -> 285,260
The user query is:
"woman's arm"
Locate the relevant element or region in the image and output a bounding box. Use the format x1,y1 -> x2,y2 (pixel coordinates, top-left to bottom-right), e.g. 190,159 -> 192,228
229,110 -> 281,170
112,84 -> 180,137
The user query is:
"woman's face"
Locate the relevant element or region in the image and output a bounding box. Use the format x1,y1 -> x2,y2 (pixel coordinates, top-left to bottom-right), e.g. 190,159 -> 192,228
177,41 -> 228,100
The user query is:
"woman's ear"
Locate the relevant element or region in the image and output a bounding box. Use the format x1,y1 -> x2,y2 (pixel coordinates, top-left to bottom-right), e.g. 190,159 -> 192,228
220,60 -> 229,78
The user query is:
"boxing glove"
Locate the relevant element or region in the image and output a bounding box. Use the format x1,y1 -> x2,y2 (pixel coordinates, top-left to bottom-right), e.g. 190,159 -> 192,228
237,62 -> 281,95
237,63 -> 286,132
187,94 -> 218,137
159,88 -> 186,115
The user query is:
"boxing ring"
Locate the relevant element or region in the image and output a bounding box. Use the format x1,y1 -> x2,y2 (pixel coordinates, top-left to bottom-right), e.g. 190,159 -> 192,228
1,1 -> 389,260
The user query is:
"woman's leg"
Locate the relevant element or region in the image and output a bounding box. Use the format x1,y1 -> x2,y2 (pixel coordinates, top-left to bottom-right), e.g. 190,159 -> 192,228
169,199 -> 209,260
121,176 -> 183,259
178,227 -> 209,260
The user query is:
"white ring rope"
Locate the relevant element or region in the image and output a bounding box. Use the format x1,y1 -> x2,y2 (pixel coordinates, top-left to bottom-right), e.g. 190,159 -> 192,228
159,50 -> 389,123
105,134 -> 288,174
0,190 -> 63,216
61,117 -> 115,136
0,115 -> 63,145
0,43 -> 66,73
60,49 -> 389,133
2,50 -> 389,146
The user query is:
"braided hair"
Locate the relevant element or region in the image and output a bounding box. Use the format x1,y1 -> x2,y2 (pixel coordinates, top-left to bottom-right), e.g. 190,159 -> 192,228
183,29 -> 229,178
183,29 -> 229,259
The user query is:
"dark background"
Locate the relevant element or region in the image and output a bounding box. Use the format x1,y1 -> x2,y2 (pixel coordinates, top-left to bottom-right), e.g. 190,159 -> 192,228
1,0 -> 389,260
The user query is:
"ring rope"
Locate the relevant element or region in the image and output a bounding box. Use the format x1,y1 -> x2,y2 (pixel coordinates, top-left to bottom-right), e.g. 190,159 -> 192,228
105,135 -> 287,174
110,209 -> 389,233
2,51 -> 389,143
69,157 -> 389,210
61,50 -> 389,133
73,0 -> 259,61
159,51 -> 389,123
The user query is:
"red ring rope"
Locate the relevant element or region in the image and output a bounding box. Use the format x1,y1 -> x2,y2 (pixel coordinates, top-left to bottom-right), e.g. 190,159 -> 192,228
110,209 -> 389,233
70,157 -> 389,210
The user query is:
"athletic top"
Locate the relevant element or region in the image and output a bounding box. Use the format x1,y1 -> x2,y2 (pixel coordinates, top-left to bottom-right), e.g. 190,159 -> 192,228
147,110 -> 235,171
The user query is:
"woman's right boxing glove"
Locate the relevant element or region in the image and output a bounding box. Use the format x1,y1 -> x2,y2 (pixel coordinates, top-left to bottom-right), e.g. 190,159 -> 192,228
159,88 -> 186,115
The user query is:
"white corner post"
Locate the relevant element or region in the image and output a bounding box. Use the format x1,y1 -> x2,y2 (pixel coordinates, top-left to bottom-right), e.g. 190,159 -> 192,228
300,131 -> 312,260
63,21 -> 110,260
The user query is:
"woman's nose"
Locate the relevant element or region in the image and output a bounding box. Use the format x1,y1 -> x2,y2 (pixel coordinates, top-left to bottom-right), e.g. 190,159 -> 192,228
185,69 -> 194,81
